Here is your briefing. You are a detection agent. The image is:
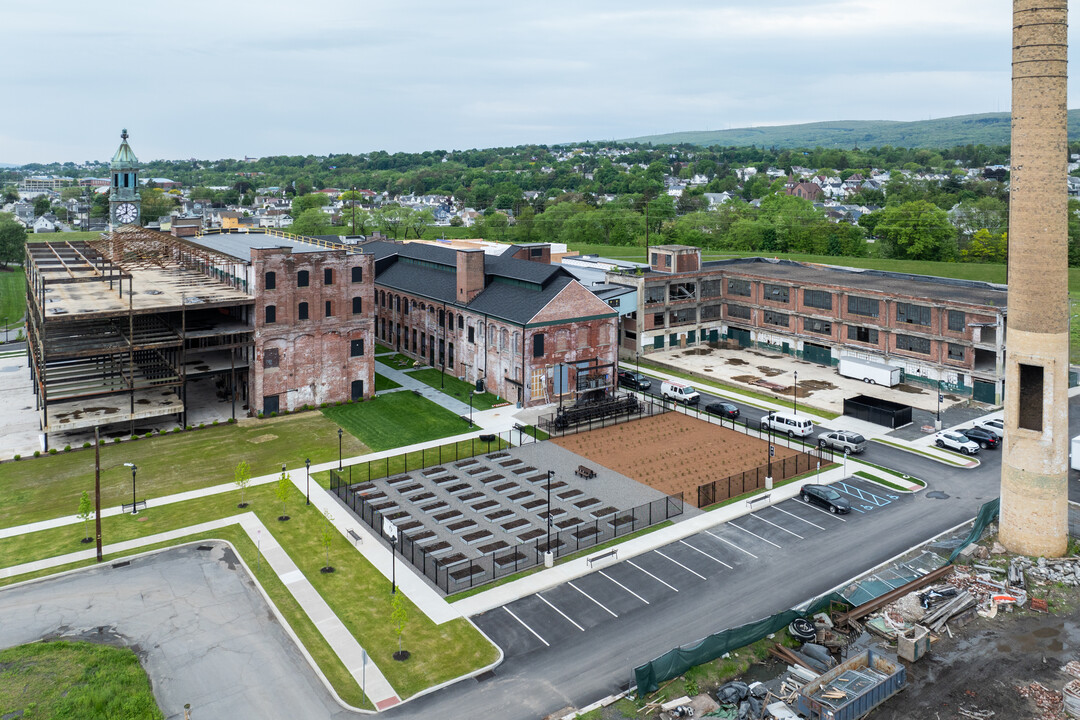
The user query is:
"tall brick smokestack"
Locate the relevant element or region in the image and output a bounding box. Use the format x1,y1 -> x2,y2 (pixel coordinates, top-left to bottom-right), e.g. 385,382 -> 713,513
999,0 -> 1069,556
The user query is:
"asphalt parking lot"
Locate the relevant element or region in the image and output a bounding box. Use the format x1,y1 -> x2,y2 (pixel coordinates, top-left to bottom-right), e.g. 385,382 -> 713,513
471,476 -> 906,657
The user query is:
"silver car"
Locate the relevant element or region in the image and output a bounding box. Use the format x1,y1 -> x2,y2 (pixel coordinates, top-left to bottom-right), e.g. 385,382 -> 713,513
817,430 -> 867,455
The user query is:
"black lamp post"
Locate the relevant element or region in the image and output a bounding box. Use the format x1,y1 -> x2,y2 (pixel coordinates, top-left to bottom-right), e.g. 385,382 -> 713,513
124,462 -> 138,514
545,470 -> 554,552
305,458 -> 311,505
337,428 -> 343,471
793,370 -> 798,417
468,392 -> 474,427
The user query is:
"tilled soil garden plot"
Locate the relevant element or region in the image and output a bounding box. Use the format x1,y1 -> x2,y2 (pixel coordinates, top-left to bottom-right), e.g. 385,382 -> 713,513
551,413 -> 803,506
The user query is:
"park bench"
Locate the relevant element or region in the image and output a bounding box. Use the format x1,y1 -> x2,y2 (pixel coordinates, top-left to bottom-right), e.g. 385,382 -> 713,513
587,548 -> 618,567
746,493 -> 771,510
122,500 -> 147,513
347,528 -> 363,545
575,465 -> 596,480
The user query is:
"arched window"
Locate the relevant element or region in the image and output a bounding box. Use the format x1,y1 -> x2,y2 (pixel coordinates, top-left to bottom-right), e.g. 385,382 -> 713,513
447,311 -> 453,329
265,305 -> 276,324
352,297 -> 362,314
297,270 -> 309,288
264,271 -> 276,290
298,302 -> 309,320
500,328 -> 509,351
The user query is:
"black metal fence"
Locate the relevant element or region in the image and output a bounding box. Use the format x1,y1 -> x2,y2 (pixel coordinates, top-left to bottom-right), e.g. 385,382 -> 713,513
330,467 -> 684,595
339,429 -> 538,486
537,394 -> 670,437
696,448 -> 833,508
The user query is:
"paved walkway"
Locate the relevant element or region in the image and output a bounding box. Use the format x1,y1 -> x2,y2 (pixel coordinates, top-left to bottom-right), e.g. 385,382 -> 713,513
375,360 -> 475,416
0,512 -> 401,710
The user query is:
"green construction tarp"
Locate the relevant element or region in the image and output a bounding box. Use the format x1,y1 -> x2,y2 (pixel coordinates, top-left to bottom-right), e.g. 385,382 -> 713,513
948,498 -> 1000,563
633,590 -> 848,697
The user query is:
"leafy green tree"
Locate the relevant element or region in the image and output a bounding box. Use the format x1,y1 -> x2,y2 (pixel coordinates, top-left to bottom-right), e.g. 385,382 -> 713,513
275,470 -> 292,521
140,188 -> 178,224
291,192 -> 329,216
0,213 -> 27,268
960,229 -> 1007,264
60,187 -> 84,201
290,208 -> 329,236
375,205 -> 407,238
234,459 -> 251,508
33,196 -> 50,217
476,211 -> 510,242
513,206 -> 536,243
2,186 -> 18,204
405,208 -> 434,239
876,200 -> 957,261
77,490 -> 93,542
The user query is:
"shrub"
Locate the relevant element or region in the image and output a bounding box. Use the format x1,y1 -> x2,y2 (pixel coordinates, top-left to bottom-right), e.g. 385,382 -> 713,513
130,436 -> 138,441
198,423 -> 205,429
13,454 -> 20,461
113,437 -> 121,443
48,448 -> 58,455
33,450 -> 41,458
172,427 -> 181,433
144,432 -> 152,438
227,417 -> 236,424
185,425 -> 192,431
212,420 -> 219,426
320,402 -> 328,408
257,413 -> 264,419
270,411 -> 277,417
82,442 -> 91,449
63,445 -> 71,452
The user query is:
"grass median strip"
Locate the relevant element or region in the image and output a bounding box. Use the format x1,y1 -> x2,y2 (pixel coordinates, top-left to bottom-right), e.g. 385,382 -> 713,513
871,437 -> 976,466
0,483 -> 498,699
375,373 -> 402,391
853,460 -> 926,488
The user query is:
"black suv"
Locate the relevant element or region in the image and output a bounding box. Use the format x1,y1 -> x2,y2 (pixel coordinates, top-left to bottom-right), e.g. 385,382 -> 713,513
618,371 -> 652,391
959,426 -> 1000,450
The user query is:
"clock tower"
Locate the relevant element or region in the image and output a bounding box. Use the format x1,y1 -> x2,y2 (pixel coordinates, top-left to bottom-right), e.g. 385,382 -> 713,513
109,128 -> 141,227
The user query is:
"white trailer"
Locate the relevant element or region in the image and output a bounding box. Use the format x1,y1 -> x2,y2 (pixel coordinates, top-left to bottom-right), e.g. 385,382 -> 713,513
838,357 -> 902,387
1071,436 -> 1080,471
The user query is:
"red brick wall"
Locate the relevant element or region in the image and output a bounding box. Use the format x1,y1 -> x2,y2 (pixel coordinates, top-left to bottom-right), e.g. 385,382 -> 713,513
251,247 -> 374,414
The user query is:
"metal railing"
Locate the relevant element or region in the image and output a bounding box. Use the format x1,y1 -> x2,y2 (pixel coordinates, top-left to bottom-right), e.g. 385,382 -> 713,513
696,449 -> 832,508
537,394 -> 670,437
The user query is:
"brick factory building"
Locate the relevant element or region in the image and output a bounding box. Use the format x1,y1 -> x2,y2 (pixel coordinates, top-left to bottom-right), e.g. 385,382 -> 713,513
607,245 -> 1007,404
24,227 -> 375,448
363,239 -> 619,408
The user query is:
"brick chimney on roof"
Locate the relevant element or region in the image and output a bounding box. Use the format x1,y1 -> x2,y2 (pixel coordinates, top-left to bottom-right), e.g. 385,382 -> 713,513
457,248 -> 485,302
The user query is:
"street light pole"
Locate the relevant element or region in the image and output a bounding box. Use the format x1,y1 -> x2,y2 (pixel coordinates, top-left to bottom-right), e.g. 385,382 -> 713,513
545,470 -> 554,562
793,370 -> 798,417
305,458 -> 311,505
337,428 -> 343,471
469,392 -> 474,427
123,462 -> 138,514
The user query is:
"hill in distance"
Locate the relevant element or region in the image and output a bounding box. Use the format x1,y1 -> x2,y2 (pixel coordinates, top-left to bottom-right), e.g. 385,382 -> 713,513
621,110 -> 1080,149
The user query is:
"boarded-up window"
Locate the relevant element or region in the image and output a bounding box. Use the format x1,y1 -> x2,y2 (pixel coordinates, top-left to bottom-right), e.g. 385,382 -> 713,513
1019,363 -> 1044,431
263,348 -> 279,368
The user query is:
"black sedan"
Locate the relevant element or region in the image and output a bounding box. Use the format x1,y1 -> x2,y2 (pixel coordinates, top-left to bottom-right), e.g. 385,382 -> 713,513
705,401 -> 740,420
618,371 -> 652,391
959,426 -> 1000,450
800,484 -> 851,514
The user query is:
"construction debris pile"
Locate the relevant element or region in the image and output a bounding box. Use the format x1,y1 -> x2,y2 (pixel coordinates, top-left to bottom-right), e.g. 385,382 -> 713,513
1016,681 -> 1064,720
1016,555 -> 1080,587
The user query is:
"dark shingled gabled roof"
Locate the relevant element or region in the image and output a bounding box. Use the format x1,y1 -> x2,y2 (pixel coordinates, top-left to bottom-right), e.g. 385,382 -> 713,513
361,239 -> 582,325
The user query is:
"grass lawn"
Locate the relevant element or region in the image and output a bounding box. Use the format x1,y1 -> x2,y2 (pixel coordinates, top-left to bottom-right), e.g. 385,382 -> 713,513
0,484 -> 498,699
0,268 -> 25,328
375,373 -> 402,391
0,413 -> 370,530
0,641 -> 164,720
407,368 -> 506,410
374,342 -> 394,354
322,391 -> 473,452
384,352 -> 418,368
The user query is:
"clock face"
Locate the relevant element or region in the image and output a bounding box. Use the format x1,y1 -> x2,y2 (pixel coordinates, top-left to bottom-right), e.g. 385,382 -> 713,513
116,203 -> 138,223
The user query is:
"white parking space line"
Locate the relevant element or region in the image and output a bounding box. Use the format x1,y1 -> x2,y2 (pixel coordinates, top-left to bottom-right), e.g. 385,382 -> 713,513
749,513 -> 804,539
599,570 -> 651,605
705,530 -> 758,559
628,560 -> 680,591
655,550 -> 707,580
728,521 -> 783,549
679,540 -> 733,569
504,606 -> 550,646
538,594 -> 584,631
773,506 -> 825,530
568,581 -> 618,618
796,498 -> 848,521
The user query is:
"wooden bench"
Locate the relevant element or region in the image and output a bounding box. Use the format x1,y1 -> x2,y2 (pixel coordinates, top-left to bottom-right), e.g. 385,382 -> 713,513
746,493 -> 771,510
587,548 -> 618,567
575,465 -> 597,480
347,528 -> 363,545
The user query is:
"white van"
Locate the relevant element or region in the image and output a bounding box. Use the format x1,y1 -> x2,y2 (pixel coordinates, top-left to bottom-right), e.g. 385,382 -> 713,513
661,381 -> 700,405
759,411 -> 815,438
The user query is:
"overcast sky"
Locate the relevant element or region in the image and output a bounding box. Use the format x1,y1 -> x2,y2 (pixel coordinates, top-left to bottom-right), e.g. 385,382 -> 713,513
1,1 -> 1075,165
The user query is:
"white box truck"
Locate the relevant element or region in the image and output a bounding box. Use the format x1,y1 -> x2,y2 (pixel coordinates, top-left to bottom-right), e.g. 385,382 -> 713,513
838,357 -> 902,387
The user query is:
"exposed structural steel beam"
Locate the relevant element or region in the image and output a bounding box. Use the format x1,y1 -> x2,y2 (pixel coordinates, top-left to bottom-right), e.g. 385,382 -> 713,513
88,225 -> 239,276
999,0 -> 1070,557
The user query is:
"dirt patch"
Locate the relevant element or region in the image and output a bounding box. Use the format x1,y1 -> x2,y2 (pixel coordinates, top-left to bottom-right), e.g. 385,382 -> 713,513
247,434 -> 278,444
683,347 -> 713,356
892,383 -> 927,394
756,365 -> 784,377
799,379 -> 837,391
731,374 -> 760,384
725,358 -> 749,366
550,413 -> 804,507
877,605 -> 1080,719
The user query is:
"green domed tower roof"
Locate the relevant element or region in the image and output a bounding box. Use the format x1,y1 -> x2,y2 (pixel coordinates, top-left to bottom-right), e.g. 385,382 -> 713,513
110,128 -> 139,170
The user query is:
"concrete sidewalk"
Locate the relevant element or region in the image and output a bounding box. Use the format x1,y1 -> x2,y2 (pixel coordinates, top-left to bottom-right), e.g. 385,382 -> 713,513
375,360 -> 475,416
0,512 -> 402,710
